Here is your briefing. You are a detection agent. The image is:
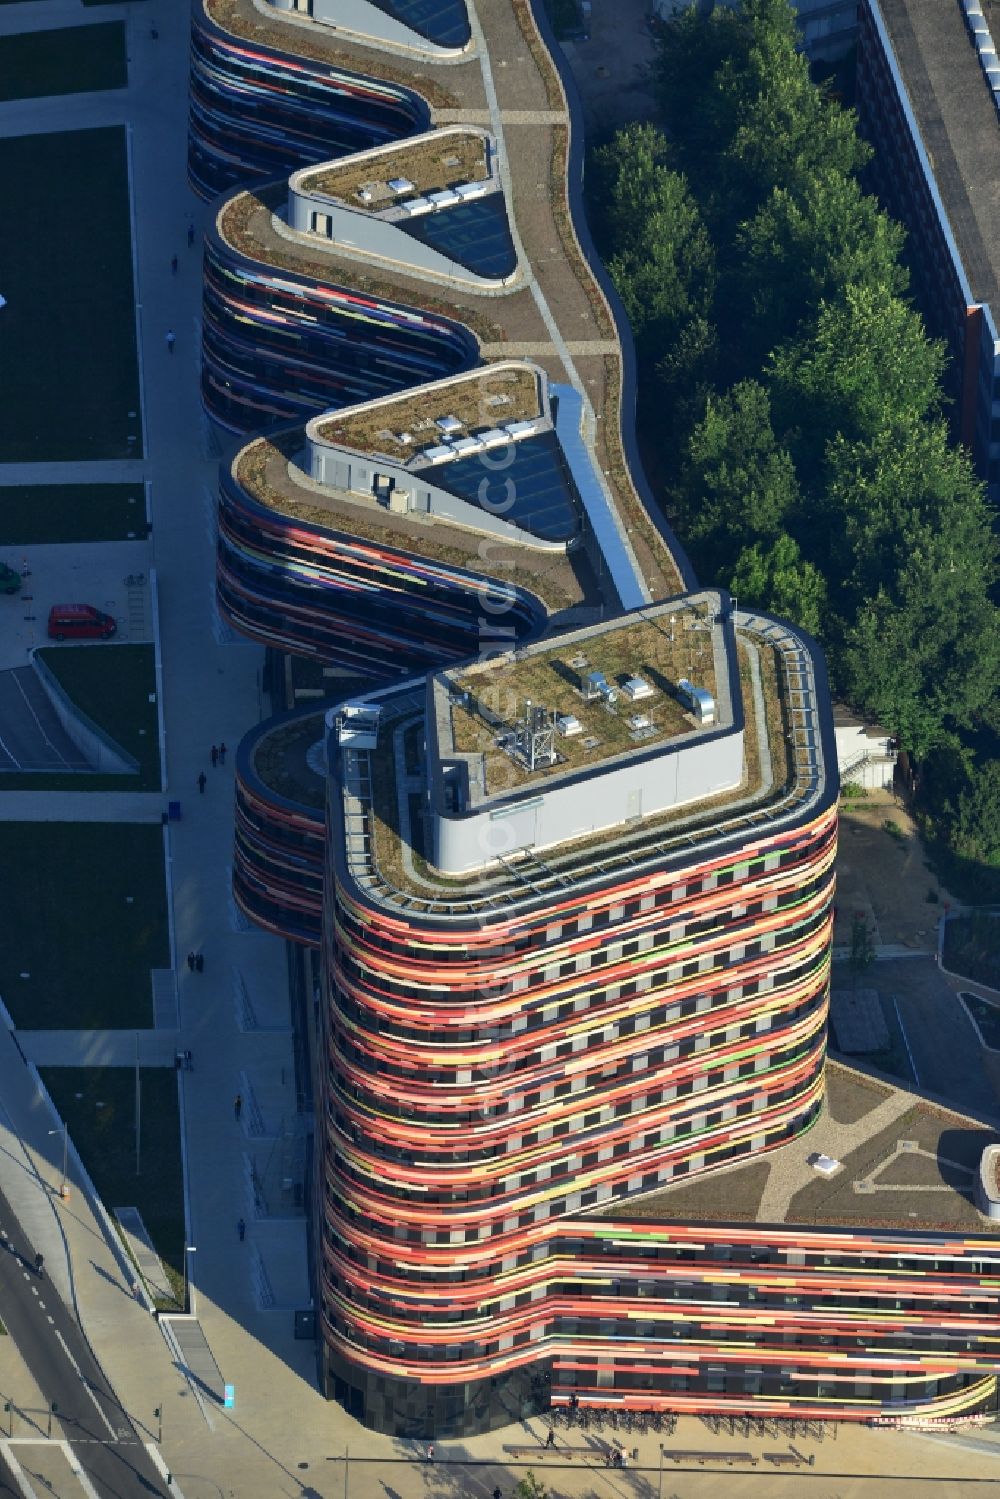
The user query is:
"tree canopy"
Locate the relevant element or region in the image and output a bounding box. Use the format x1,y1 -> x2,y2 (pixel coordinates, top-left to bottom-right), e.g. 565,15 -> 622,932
588,0 -> 1000,869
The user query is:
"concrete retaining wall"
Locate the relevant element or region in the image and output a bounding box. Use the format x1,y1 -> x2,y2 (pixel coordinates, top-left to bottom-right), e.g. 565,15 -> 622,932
31,649 -> 139,776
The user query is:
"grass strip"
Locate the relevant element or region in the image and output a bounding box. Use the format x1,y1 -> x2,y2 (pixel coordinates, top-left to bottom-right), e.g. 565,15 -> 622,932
41,1066 -> 185,1308
0,823 -> 166,1029
0,128 -> 141,461
0,484 -> 146,546
0,23 -> 125,101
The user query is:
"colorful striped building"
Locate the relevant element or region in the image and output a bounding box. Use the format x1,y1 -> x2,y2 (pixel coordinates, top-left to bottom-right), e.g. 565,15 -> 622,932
190,0 -> 1000,1438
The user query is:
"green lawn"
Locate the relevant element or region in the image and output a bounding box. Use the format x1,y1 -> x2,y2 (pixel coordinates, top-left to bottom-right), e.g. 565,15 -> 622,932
41,1066 -> 185,1308
0,128 -> 142,462
0,24 -> 125,101
0,484 -> 146,546
36,643 -> 161,789
0,823 -> 166,1029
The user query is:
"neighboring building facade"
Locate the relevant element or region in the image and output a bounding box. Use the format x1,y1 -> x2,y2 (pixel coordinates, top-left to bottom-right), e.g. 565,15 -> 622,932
858,0 -> 1000,488
832,706 -> 897,793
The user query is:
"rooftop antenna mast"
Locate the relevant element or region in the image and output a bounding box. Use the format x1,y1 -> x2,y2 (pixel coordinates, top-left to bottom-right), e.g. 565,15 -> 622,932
514,699 -> 555,771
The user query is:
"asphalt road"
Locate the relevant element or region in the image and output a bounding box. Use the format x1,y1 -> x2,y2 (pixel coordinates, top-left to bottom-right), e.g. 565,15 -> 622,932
0,1187 -> 168,1498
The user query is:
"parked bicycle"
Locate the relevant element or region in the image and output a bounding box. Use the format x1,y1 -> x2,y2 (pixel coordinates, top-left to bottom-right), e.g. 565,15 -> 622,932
123,573 -> 146,588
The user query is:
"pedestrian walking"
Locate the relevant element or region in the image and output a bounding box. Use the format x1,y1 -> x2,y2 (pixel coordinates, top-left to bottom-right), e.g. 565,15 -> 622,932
237,1217 -> 246,1242
234,1093 -> 243,1122
211,744 -> 218,768
197,771 -> 206,794
186,951 -> 196,972
150,23 -> 159,39
219,741 -> 227,765
195,953 -> 204,974
187,224 -> 195,249
493,1488 -> 502,1499
170,254 -> 178,275
426,1445 -> 434,1462
546,1428 -> 555,1448
184,1050 -> 193,1071
166,329 -> 176,354
34,1253 -> 43,1278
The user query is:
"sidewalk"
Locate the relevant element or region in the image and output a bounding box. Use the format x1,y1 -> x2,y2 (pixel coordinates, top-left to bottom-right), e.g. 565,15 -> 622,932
0,791 -> 163,821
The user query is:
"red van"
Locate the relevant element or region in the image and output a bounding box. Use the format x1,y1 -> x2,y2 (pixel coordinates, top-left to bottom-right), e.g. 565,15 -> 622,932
47,604 -> 117,641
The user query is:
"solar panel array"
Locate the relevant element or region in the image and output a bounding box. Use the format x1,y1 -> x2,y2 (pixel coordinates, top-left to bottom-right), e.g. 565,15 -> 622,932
400,193 -> 517,279
370,0 -> 471,49
438,430 -> 581,543
963,0 -> 1000,113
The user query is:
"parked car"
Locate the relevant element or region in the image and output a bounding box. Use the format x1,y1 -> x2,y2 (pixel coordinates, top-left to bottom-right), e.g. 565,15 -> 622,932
47,604 -> 117,641
0,561 -> 21,595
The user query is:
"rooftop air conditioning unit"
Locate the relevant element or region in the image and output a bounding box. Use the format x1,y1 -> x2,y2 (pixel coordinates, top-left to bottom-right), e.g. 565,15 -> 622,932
423,444 -> 458,465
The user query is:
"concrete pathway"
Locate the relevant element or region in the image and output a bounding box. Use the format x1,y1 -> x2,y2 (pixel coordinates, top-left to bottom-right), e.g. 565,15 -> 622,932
16,1031 -> 178,1067
0,791 -> 164,820
0,462 -> 147,484
756,1086 -> 914,1224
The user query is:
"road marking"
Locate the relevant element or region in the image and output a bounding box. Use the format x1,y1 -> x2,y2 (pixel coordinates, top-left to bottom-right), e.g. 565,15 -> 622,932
54,1331 -> 117,1441
37,1302 -> 44,1310
60,1441 -> 102,1499
0,1438 -> 39,1498
30,1286 -> 38,1297
146,1441 -> 188,1498
46,1315 -> 54,1324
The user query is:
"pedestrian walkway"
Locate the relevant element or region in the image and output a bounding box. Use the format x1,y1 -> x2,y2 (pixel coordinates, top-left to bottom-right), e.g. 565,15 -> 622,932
162,1316 -> 225,1408
0,790 -> 164,821
15,1031 -> 177,1067
114,1208 -> 172,1302
0,460 -> 146,485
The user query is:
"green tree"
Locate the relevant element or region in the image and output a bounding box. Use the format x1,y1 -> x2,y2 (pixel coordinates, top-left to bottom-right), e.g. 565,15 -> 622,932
820,419 -> 995,609
652,2 -> 754,192
673,380 -> 800,573
655,0 -> 868,230
849,911 -> 875,988
735,169 -> 907,368
769,287 -> 946,482
950,762 -> 1000,867
730,534 -> 826,635
513,1473 -> 549,1499
839,531 -> 1000,759
722,0 -> 869,208
591,124 -> 715,355
651,313 -> 720,458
